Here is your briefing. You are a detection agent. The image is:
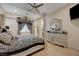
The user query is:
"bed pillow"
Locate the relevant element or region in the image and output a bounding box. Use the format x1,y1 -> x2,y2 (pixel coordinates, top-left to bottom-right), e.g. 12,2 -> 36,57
20,31 -> 31,35
0,33 -> 12,45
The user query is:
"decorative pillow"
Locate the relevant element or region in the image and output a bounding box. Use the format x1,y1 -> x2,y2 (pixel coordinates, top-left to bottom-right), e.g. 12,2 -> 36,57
0,33 -> 12,45
20,31 -> 31,35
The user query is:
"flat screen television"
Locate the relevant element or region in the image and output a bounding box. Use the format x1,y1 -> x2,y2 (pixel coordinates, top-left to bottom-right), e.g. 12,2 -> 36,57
70,4 -> 79,20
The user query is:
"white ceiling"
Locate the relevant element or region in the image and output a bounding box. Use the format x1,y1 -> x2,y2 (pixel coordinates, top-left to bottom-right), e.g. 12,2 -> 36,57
0,3 -> 68,20
5,3 -> 68,14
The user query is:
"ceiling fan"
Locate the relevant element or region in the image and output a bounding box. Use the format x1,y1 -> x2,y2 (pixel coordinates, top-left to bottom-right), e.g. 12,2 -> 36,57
28,3 -> 44,13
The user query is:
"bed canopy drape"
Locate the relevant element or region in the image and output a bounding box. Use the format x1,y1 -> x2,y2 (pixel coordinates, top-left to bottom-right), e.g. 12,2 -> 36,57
17,17 -> 32,34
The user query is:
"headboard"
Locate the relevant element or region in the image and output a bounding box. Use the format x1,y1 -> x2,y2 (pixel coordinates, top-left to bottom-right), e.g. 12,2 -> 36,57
17,17 -> 32,34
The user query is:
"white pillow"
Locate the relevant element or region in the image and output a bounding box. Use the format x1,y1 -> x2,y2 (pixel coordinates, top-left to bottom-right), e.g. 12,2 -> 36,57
20,31 -> 31,35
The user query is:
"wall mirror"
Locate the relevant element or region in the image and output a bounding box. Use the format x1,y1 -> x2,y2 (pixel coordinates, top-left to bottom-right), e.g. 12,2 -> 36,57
49,18 -> 62,32
69,4 -> 79,27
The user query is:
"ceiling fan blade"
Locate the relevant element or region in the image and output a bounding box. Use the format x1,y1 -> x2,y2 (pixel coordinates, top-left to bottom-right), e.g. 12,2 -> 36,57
29,3 -> 34,8
35,4 -> 44,8
34,3 -> 36,6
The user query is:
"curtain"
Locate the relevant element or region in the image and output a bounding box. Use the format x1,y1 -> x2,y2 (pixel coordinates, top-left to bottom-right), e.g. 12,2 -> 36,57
18,22 -> 32,34
27,23 -> 32,33
18,22 -> 26,31
0,14 -> 5,27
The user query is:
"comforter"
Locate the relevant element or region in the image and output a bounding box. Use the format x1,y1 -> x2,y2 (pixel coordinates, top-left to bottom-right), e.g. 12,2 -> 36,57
0,33 -> 44,55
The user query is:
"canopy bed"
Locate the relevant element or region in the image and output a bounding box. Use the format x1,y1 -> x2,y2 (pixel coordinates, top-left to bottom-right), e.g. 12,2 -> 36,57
0,16 -> 45,56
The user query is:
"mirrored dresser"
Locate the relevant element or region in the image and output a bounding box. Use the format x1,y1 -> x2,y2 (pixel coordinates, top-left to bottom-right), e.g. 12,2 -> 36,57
47,18 -> 67,47
47,31 -> 67,47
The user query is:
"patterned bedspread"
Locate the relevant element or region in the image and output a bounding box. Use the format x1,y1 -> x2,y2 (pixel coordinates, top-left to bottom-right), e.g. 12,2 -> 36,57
0,33 -> 44,54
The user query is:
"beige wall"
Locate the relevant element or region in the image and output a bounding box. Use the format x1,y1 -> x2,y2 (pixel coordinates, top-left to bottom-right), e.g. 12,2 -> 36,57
4,17 -> 18,35
0,6 -> 18,35
0,6 -> 5,14
47,3 -> 79,51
